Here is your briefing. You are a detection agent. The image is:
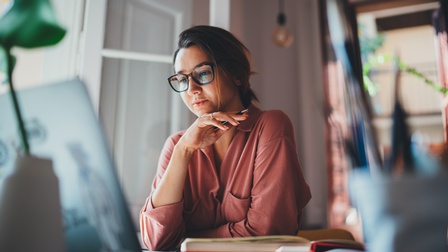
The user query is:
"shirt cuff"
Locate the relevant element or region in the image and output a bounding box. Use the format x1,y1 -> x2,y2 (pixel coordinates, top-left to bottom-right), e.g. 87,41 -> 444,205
141,195 -> 184,222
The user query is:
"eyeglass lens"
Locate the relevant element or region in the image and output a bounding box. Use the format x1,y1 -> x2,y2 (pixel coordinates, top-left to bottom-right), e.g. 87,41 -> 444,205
168,64 -> 214,92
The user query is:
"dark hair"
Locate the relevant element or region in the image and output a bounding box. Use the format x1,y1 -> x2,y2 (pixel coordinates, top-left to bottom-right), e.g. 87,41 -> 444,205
173,25 -> 258,108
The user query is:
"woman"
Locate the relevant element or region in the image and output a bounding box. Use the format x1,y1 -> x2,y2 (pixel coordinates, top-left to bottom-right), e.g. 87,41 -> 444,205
140,25 -> 311,251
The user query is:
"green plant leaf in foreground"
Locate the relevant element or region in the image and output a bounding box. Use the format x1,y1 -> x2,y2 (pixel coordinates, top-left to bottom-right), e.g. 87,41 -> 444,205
0,0 -> 66,154
0,0 -> 66,49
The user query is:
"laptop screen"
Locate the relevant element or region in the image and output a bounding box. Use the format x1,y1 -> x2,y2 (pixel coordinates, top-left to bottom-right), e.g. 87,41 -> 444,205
0,79 -> 142,251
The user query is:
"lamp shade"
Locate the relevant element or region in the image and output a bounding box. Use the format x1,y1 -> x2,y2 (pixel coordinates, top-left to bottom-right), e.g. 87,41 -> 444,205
0,0 -> 66,49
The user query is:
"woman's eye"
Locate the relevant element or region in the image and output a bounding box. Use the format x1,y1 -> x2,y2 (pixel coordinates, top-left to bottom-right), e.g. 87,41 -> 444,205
178,77 -> 188,83
198,70 -> 211,78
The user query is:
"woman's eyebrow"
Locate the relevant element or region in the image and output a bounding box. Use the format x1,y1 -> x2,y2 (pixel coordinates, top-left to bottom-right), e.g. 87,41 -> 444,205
175,61 -> 211,74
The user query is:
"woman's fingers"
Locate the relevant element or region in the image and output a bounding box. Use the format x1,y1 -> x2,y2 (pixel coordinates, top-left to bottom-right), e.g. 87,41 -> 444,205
200,113 -> 230,130
198,109 -> 249,132
208,109 -> 249,127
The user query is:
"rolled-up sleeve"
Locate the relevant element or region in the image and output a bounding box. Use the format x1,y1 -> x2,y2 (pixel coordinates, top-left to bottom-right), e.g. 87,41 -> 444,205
139,134 -> 186,251
140,196 -> 185,250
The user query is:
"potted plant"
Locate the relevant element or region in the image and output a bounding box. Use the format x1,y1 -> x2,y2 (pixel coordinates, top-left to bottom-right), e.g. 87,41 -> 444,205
0,0 -> 67,251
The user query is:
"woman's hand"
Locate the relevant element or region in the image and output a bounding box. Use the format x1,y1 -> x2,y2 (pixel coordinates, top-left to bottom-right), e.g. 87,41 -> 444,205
178,109 -> 248,151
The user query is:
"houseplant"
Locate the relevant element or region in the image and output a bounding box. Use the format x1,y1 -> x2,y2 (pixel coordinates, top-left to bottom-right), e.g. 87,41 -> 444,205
0,0 -> 67,251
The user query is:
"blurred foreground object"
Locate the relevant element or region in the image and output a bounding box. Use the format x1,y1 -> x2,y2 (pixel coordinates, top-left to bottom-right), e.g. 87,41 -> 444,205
349,55 -> 448,252
0,156 -> 64,251
0,0 -> 66,251
0,0 -> 65,48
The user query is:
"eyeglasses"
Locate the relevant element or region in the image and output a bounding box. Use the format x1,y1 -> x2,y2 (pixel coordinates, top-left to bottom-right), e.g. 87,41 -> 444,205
167,63 -> 215,93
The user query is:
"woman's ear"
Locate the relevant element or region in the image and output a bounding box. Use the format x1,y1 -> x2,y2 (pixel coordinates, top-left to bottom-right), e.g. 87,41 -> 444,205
234,78 -> 242,86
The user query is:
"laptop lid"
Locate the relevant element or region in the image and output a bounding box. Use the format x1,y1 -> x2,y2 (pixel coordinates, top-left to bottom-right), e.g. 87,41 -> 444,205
0,79 -> 142,252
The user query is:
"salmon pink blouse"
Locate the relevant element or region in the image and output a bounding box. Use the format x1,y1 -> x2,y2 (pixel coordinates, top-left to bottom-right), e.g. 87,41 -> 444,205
140,105 -> 311,251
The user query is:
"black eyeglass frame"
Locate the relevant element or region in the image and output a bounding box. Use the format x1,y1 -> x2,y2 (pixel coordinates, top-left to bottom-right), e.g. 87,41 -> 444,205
167,63 -> 215,93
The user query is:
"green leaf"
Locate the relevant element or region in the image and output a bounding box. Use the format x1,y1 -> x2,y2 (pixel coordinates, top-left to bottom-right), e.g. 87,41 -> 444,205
0,0 -> 67,154
0,0 -> 66,49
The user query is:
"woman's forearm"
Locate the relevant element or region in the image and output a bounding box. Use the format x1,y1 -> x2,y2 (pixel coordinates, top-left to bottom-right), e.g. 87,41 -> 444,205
151,143 -> 195,207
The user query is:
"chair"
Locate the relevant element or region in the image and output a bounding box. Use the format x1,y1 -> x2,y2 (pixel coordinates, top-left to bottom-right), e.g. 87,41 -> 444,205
297,228 -> 355,241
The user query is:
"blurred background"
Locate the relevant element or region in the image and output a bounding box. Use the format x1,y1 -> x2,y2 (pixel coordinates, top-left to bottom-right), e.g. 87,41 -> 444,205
1,0 -> 445,240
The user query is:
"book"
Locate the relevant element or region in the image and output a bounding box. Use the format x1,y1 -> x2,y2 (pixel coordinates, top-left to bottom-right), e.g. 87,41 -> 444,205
309,239 -> 365,252
275,245 -> 310,252
180,235 -> 310,252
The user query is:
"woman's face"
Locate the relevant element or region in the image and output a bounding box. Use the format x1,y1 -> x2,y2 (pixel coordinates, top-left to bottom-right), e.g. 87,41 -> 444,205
174,45 -> 242,117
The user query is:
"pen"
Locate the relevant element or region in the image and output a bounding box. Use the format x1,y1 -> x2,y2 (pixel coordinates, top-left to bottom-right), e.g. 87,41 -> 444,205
214,109 -> 248,130
237,108 -> 249,115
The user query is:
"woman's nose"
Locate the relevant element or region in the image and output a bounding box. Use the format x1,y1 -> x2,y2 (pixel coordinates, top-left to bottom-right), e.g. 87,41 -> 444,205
186,76 -> 202,95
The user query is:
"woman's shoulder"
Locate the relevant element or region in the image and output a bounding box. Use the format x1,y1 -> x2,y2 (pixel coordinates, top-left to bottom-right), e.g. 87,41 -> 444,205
163,130 -> 186,148
254,108 -> 295,138
249,104 -> 290,122
257,109 -> 293,127
259,109 -> 291,121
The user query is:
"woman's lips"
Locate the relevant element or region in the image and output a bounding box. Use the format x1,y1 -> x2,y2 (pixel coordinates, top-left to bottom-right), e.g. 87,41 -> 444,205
193,99 -> 207,107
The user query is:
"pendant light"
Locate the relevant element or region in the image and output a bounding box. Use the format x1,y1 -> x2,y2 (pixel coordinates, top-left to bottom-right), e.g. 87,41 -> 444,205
272,0 -> 293,48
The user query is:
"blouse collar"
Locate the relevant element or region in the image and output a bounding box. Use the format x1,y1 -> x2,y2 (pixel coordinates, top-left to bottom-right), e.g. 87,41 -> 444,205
236,103 -> 262,133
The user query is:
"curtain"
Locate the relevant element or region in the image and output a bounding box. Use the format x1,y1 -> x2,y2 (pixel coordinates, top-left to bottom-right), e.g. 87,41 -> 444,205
433,0 -> 448,139
320,0 -> 381,241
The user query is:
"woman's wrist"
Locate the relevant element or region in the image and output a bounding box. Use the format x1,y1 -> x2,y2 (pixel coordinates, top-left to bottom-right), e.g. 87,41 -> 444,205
174,140 -> 197,157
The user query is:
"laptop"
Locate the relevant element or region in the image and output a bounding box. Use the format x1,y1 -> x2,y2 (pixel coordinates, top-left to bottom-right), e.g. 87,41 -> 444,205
0,79 -> 143,252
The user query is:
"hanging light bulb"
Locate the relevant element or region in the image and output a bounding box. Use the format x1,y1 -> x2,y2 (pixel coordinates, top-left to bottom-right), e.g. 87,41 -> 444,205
272,0 -> 293,48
